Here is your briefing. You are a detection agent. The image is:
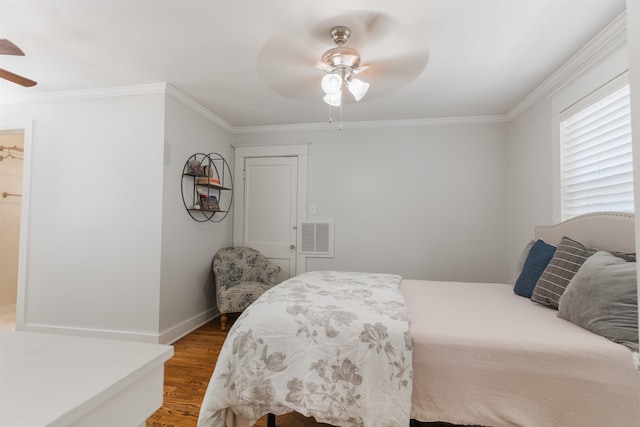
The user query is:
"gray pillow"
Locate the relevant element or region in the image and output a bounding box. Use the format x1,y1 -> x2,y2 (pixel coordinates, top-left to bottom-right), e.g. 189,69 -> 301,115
531,236 -> 597,308
558,251 -> 638,351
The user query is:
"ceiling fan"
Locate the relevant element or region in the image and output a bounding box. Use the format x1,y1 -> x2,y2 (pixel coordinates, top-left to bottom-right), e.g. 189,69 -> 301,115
256,11 -> 429,106
316,25 -> 371,107
0,39 -> 37,87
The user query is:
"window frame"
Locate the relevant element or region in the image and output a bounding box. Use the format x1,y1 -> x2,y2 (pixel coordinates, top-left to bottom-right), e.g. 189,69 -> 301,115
552,73 -> 632,221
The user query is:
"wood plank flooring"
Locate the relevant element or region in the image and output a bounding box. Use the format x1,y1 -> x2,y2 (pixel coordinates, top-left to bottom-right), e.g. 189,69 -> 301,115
146,314 -> 457,427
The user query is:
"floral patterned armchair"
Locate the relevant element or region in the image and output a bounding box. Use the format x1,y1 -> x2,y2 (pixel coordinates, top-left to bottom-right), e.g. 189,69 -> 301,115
212,246 -> 282,330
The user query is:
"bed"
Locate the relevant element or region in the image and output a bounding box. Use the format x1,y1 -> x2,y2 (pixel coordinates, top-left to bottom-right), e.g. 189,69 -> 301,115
198,212 -> 640,427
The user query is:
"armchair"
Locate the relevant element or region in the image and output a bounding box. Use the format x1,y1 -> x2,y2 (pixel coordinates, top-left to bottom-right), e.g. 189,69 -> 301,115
212,246 -> 282,330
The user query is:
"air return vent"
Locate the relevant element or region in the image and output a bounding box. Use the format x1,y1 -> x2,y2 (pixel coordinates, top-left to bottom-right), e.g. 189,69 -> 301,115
299,219 -> 334,257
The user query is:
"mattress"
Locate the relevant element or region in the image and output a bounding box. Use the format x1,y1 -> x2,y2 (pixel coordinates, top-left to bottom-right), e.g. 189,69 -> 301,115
402,279 -> 640,427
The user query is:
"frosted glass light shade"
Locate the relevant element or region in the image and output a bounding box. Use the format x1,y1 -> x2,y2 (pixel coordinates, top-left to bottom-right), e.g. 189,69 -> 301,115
348,78 -> 369,101
323,90 -> 342,107
321,73 -> 343,95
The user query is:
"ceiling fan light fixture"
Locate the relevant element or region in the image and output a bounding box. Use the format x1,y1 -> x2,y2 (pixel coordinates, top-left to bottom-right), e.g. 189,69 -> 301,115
348,78 -> 369,102
323,90 -> 342,107
321,72 -> 342,95
318,26 -> 371,110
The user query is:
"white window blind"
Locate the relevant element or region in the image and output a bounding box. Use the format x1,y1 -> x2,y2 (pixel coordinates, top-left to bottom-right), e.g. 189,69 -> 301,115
560,84 -> 633,220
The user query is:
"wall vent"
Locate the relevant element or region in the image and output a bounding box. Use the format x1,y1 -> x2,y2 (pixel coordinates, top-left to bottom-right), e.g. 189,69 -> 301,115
299,219 -> 334,257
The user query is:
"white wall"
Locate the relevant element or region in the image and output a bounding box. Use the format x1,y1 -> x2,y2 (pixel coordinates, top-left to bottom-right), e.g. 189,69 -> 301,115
506,98 -> 554,280
159,95 -> 234,342
1,87 -> 235,343
234,122 -> 510,284
0,85 -> 233,342
2,93 -> 166,341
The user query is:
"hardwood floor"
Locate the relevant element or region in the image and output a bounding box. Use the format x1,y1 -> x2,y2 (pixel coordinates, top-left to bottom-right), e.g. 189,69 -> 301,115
146,318 -> 222,427
146,314 -> 459,427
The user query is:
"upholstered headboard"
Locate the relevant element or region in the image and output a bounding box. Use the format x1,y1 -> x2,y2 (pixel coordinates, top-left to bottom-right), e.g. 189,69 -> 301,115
534,212 -> 635,253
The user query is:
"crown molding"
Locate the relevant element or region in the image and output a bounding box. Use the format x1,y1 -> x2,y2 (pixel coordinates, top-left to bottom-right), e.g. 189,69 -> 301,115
232,114 -> 511,134
0,82 -> 236,132
507,11 -> 627,119
164,83 -> 234,132
0,83 -> 168,105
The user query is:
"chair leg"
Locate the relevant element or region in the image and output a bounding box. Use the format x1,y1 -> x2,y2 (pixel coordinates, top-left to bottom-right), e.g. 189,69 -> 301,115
220,314 -> 227,331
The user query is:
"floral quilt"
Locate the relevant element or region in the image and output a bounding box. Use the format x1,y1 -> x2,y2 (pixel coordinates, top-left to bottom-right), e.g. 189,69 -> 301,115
198,271 -> 412,427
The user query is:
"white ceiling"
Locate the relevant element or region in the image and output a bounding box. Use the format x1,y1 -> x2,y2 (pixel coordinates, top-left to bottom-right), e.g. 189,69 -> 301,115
0,0 -> 627,129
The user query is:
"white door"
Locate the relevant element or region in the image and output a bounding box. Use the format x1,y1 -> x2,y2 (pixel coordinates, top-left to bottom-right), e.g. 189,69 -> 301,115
242,156 -> 298,282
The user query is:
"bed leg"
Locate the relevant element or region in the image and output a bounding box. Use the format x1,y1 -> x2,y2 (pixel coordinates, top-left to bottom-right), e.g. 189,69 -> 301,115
266,413 -> 276,427
220,314 -> 227,331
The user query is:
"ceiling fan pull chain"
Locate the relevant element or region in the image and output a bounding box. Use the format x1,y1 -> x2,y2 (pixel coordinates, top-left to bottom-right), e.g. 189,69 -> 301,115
339,104 -> 343,131
328,104 -> 333,123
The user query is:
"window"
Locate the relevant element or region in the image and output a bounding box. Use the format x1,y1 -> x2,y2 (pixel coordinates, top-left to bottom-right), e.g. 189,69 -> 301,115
560,83 -> 633,220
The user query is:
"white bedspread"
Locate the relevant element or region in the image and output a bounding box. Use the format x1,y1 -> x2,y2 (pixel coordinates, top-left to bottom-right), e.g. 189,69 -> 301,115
198,271 -> 412,427
403,279 -> 640,427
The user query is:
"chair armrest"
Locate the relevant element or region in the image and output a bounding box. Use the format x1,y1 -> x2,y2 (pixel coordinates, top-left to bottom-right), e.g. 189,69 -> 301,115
261,262 -> 282,285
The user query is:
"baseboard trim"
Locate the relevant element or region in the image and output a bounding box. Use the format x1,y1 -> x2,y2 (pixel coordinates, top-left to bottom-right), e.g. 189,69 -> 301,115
18,323 -> 161,343
159,307 -> 220,345
16,308 -> 220,344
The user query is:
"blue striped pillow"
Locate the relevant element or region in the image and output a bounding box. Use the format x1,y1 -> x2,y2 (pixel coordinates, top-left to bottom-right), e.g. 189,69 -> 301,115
514,239 -> 556,298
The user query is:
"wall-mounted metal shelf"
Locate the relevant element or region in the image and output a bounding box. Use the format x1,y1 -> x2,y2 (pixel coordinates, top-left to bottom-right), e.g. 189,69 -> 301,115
181,152 -> 233,222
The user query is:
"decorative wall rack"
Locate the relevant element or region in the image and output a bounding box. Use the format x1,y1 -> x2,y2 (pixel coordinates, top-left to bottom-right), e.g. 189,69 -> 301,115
181,152 -> 233,222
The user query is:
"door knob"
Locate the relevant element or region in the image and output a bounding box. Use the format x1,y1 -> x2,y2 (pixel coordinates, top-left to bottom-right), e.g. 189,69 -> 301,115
290,244 -> 295,250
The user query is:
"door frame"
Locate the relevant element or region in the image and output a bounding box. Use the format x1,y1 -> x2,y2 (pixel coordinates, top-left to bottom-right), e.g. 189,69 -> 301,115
1,120 -> 34,330
232,143 -> 309,276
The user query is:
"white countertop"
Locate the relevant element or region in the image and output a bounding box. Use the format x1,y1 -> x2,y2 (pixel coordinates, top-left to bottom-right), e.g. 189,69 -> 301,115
0,331 -> 173,427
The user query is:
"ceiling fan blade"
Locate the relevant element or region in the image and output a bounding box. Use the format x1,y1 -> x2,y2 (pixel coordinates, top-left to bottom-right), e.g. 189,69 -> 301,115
350,50 -> 430,99
258,34 -> 321,74
353,64 -> 371,75
367,49 -> 430,79
315,61 -> 333,73
266,75 -> 323,101
0,68 -> 37,87
257,33 -> 325,99
358,11 -> 397,43
0,39 -> 25,56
